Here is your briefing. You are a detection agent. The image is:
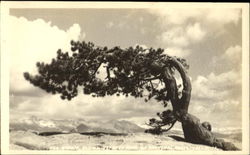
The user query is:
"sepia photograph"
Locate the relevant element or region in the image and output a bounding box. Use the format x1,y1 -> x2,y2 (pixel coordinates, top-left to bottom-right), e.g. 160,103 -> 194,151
1,2 -> 249,155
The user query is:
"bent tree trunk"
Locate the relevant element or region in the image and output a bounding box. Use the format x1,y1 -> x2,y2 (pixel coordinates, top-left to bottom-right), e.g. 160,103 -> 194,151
161,58 -> 239,151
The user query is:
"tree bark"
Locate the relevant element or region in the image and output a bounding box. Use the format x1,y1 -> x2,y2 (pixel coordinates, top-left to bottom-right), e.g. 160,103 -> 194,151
169,58 -> 192,115
163,58 -> 239,151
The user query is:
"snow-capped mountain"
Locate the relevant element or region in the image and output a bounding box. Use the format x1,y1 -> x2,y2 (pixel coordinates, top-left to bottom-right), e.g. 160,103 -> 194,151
10,116 -> 144,134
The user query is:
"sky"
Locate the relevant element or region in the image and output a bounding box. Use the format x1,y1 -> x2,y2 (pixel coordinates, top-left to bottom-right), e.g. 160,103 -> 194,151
8,6 -> 242,129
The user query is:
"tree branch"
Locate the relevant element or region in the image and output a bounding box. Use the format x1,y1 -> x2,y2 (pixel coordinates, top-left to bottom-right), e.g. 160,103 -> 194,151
161,120 -> 177,133
169,58 -> 192,113
162,67 -> 179,112
92,62 -> 102,76
142,75 -> 161,81
145,122 -> 166,128
149,80 -> 154,90
106,66 -> 111,80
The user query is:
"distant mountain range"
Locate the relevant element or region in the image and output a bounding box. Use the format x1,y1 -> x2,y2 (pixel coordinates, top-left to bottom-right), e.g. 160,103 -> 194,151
10,116 -> 145,134
10,115 -> 242,143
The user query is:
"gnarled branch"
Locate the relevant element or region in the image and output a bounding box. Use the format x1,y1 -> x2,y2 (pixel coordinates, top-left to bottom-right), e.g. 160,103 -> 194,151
169,58 -> 192,114
162,120 -> 177,133
162,67 -> 179,112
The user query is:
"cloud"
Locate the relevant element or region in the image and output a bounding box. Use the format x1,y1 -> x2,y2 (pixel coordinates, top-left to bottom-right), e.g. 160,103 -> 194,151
189,98 -> 241,128
158,27 -> 189,47
207,70 -> 241,90
205,8 -> 241,25
190,69 -> 241,127
156,23 -> 206,57
133,43 -> 148,49
186,23 -> 206,42
212,45 -> 242,71
9,15 -> 83,97
224,45 -> 242,64
149,8 -> 201,25
10,88 -> 46,98
67,24 -> 81,41
192,69 -> 241,101
157,22 -> 206,46
81,97 -> 163,120
10,94 -> 81,119
149,8 -> 241,26
164,47 -> 190,57
151,8 -> 241,58
188,42 -> 242,127
10,92 -> 163,121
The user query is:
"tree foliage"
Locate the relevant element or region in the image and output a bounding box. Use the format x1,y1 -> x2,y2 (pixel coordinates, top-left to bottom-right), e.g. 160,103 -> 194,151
145,109 -> 177,134
24,40 -> 189,107
24,40 -> 192,136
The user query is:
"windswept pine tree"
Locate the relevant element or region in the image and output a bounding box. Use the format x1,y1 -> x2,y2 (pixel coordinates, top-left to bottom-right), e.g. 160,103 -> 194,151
24,40 -> 239,151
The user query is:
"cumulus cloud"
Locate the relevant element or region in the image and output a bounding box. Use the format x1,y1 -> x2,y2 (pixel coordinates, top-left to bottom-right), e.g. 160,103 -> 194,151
10,92 -> 163,121
133,43 -> 148,49
189,98 -> 241,128
212,45 -> 242,71
149,8 -> 201,25
205,8 -> 241,25
192,70 -> 241,101
186,22 -> 206,42
158,27 -> 189,47
156,22 -> 206,57
188,41 -> 242,127
190,69 -> 241,127
149,8 -> 241,26
224,45 -> 242,65
151,8 -> 241,57
67,24 -> 82,41
164,47 -> 190,57
9,15 -> 83,97
157,22 -> 206,49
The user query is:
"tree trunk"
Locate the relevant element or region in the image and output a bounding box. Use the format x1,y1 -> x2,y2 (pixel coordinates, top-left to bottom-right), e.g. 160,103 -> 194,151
181,113 -> 239,150
164,58 -> 239,151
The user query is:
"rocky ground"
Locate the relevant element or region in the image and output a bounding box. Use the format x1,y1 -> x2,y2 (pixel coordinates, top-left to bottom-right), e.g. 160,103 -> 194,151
9,130 -> 241,151
9,116 -> 242,151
